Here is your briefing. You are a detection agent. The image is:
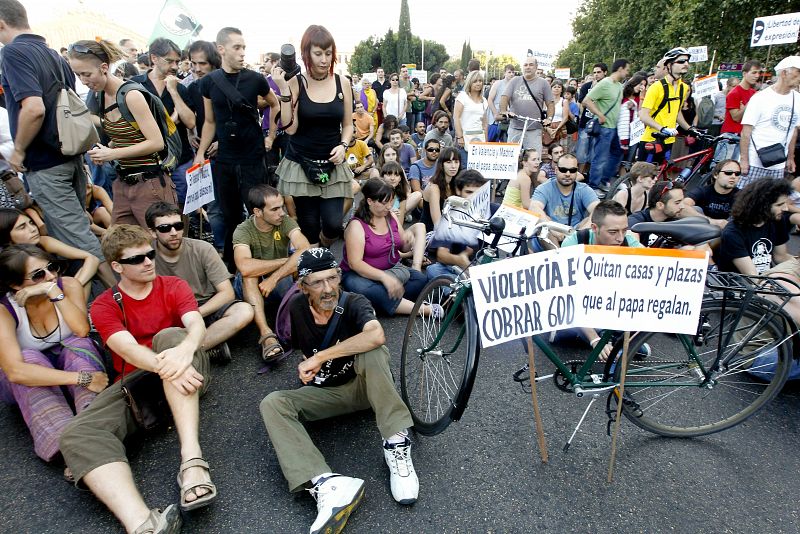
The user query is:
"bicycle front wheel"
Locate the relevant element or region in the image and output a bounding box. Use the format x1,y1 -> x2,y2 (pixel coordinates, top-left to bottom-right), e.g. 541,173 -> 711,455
400,276 -> 479,436
610,301 -> 792,437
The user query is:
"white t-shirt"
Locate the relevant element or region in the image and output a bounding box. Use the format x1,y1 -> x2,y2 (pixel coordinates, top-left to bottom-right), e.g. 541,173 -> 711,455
383,88 -> 408,120
742,87 -> 800,169
552,97 -> 564,122
456,91 -> 487,133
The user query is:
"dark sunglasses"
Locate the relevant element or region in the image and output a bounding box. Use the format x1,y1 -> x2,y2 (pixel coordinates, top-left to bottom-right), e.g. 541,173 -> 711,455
558,166 -> 578,174
117,249 -> 156,265
426,147 -> 441,153
673,59 -> 689,64
26,262 -> 61,283
719,170 -> 742,177
68,43 -> 105,61
391,78 -> 399,81
154,221 -> 185,233
655,179 -> 682,203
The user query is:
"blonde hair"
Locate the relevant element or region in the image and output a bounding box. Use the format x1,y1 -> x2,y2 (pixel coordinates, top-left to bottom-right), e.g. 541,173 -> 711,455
68,39 -> 126,65
463,70 -> 484,97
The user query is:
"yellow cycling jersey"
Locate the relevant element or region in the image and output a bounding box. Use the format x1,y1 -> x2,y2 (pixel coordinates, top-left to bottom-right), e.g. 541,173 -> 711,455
640,78 -> 688,143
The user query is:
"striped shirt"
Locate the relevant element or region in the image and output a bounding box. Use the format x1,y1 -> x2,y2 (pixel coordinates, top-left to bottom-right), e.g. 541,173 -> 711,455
102,113 -> 160,169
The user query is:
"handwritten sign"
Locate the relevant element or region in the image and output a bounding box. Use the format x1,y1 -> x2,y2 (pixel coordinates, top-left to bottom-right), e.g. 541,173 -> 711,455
751,12 -> 800,47
470,246 -> 708,347
409,69 -> 427,84
688,46 -> 708,63
183,160 -> 215,214
466,142 -> 520,181
692,74 -> 719,98
483,204 -> 541,253
629,118 -> 645,146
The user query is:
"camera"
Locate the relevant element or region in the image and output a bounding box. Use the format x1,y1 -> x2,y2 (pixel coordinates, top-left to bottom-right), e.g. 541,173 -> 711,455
280,44 -> 301,81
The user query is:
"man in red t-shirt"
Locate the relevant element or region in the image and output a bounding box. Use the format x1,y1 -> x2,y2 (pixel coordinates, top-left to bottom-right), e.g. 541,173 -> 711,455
716,60 -> 762,163
60,225 -> 215,533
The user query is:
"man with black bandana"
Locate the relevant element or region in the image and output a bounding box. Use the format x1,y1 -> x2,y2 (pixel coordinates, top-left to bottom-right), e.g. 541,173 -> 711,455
259,247 -> 419,534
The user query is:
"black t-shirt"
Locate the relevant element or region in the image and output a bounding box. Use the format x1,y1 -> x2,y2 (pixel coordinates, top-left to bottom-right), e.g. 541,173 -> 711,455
132,73 -> 194,164
687,185 -> 738,221
289,291 -> 377,388
198,68 -> 270,164
372,79 -> 391,103
577,81 -> 595,128
628,209 -> 658,246
717,214 -> 791,274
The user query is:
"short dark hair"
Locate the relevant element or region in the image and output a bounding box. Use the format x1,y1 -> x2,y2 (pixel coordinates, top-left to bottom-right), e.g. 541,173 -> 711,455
0,244 -> 52,293
148,37 -> 180,59
355,178 -> 394,225
591,200 -> 628,225
712,159 -> 740,175
742,60 -> 762,73
398,124 -> 410,133
388,128 -> 403,139
0,0 -> 28,29
455,169 -> 487,190
247,184 -> 281,213
137,53 -> 152,67
612,59 -> 629,73
648,180 -> 684,208
594,62 -> 608,73
145,201 -> 181,229
59,47 -> 67,53
432,110 -> 450,124
467,58 -> 480,72
424,137 -> 440,149
216,27 -> 242,46
0,207 -> 25,246
265,52 -> 279,62
188,40 -> 221,69
731,178 -> 791,226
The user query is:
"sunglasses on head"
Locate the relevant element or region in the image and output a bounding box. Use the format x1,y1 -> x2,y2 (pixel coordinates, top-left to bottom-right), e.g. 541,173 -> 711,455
720,170 -> 741,177
117,249 -> 156,265
655,179 -> 683,203
154,221 -> 185,233
558,166 -> 578,174
68,43 -> 105,61
26,262 -> 60,283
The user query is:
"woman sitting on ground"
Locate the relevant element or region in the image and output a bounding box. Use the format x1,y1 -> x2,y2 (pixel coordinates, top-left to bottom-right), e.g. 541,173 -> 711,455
0,244 -> 107,463
502,149 -> 545,210
611,161 -> 657,215
421,146 -> 461,232
374,114 -> 399,151
368,143 -> 399,180
380,161 -> 426,269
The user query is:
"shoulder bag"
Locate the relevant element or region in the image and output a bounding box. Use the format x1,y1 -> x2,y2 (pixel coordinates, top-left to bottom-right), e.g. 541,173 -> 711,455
751,93 -> 795,168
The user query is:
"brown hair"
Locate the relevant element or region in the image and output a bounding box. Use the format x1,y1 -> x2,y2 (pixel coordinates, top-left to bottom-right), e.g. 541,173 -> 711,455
68,39 -> 126,65
101,224 -> 152,263
0,244 -> 53,292
300,25 -> 336,76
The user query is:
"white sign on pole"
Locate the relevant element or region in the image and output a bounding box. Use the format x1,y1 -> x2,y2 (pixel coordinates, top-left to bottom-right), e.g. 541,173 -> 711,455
528,50 -> 555,71
751,12 -> 800,47
554,68 -> 571,80
688,46 -> 708,63
629,118 -> 645,147
692,74 -> 719,98
482,204 -> 541,253
409,69 -> 427,84
470,245 -> 708,348
466,142 -> 520,181
183,161 -> 215,214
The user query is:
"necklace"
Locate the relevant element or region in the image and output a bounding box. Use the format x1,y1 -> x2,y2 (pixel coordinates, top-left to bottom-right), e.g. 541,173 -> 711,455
310,71 -> 329,81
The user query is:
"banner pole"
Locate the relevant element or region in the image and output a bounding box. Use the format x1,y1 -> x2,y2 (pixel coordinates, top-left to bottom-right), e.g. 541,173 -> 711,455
525,336 -> 549,464
607,331 -> 630,483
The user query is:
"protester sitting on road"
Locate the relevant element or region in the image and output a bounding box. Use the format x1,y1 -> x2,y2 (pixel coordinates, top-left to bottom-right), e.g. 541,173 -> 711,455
0,208 -> 115,301
503,148 -> 544,210
374,114 -> 399,150
260,247 -> 419,534
421,146 -> 461,232
540,145 -> 582,182
0,244 -> 107,463
611,161 -> 657,215
531,153 -> 599,229
423,110 -> 454,148
408,138 -> 440,193
368,143 -> 399,180
387,128 -> 418,174
381,160 -> 421,222
341,179 -> 428,316
146,202 -> 254,363
628,179 -> 689,246
233,185 -> 310,362
60,224 -> 217,534
683,159 -> 741,228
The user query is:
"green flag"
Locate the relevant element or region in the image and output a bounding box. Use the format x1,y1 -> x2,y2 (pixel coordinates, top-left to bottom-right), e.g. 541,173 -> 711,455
149,0 -> 202,49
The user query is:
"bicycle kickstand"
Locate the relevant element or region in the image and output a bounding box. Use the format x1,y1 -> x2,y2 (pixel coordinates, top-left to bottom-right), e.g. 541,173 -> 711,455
563,396 -> 599,452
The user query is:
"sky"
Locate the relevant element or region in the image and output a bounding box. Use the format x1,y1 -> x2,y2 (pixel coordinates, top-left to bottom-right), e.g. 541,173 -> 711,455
27,0 -> 583,64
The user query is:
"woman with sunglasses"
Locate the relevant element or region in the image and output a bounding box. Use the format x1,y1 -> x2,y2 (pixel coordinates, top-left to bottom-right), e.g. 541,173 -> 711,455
0,244 -> 107,463
68,40 -> 178,229
0,208 -> 116,301
421,147 -> 461,232
382,73 -> 409,127
683,159 -> 741,228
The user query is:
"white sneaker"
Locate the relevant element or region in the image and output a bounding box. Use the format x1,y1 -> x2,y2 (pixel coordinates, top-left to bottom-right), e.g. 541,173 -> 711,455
308,475 -> 365,534
384,438 -> 419,504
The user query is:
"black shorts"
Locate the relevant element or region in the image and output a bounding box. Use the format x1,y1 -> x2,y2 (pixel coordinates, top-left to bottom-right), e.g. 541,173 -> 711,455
203,299 -> 244,327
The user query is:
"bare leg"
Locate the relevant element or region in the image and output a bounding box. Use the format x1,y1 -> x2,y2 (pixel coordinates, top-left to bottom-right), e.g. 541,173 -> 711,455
82,462 -> 152,533
409,223 -> 426,271
243,276 -> 270,338
97,262 -> 117,288
163,379 -> 209,503
202,302 -> 254,348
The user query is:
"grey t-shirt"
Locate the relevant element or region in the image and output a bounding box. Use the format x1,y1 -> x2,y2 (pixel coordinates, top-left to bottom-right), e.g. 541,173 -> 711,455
154,238 -> 232,305
503,76 -> 553,130
423,128 -> 454,148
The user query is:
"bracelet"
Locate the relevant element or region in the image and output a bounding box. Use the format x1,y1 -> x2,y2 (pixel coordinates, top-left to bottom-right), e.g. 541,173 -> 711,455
77,370 -> 92,388
279,94 -> 291,103
49,293 -> 65,302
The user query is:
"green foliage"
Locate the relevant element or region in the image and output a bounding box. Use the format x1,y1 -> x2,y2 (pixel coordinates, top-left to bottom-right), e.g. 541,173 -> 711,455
472,50 -> 519,79
460,41 -> 473,71
380,29 -> 398,74
397,0 -> 412,64
349,36 -> 380,77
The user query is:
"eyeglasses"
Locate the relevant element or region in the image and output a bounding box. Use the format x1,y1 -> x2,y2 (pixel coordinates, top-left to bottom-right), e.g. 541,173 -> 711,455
25,262 -> 60,283
558,166 -> 578,174
68,43 -> 105,62
303,273 -> 340,289
117,249 -> 156,265
154,221 -> 185,233
720,170 -> 742,176
426,147 -> 441,153
158,56 -> 180,65
673,59 -> 689,64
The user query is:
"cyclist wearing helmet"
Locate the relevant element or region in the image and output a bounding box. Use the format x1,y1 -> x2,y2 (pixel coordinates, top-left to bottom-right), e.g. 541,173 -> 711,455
636,47 -> 695,163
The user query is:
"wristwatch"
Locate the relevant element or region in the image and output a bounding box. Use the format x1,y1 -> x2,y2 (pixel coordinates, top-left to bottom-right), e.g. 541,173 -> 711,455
49,293 -> 65,302
340,141 -> 348,149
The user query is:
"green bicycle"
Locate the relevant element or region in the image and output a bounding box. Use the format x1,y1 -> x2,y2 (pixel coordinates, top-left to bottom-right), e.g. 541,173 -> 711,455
400,207 -> 800,438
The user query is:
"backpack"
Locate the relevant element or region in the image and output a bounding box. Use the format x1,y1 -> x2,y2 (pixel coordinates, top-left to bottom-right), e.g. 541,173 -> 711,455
274,282 -> 302,347
650,78 -> 686,120
696,95 -> 715,129
576,228 -> 629,246
106,81 -> 182,171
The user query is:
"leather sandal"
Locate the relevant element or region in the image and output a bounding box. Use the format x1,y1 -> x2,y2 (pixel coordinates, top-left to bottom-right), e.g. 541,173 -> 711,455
176,457 -> 218,512
258,332 -> 285,362
132,504 -> 182,534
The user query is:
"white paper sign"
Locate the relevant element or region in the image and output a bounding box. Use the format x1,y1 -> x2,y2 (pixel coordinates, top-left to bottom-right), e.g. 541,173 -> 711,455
751,12 -> 800,47
470,245 -> 708,347
430,182 -> 491,248
409,69 -> 427,84
688,46 -> 708,63
183,161 -> 215,214
482,204 -> 541,253
554,68 -> 571,80
466,142 -> 520,181
528,50 -> 555,70
692,74 -> 719,98
629,118 -> 645,146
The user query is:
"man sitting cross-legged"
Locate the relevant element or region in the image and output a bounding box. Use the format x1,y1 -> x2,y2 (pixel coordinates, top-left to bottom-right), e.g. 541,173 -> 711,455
146,201 -> 254,362
59,224 -> 217,534
260,248 -> 419,534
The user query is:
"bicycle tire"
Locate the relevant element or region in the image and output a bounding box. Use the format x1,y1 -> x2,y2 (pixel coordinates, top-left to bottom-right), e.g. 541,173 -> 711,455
606,174 -> 629,203
400,276 -> 480,436
608,300 -> 791,437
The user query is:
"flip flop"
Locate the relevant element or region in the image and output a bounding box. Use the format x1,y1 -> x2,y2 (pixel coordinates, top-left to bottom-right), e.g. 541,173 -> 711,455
259,332 -> 285,362
177,457 -> 217,512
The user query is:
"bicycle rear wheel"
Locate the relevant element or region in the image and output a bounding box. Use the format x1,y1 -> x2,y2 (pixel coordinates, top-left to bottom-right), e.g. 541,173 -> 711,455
400,276 -> 479,436
609,301 -> 792,437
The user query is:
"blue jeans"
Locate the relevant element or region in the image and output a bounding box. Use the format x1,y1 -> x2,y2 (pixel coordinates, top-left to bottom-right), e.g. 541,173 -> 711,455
342,268 -> 427,315
589,127 -> 623,188
206,198 -> 226,251
171,159 -> 194,206
712,133 -> 741,165
426,262 -> 461,282
575,128 -> 595,164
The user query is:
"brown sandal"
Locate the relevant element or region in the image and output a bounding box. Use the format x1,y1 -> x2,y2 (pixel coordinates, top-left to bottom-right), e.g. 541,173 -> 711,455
176,457 -> 217,512
259,332 -> 285,362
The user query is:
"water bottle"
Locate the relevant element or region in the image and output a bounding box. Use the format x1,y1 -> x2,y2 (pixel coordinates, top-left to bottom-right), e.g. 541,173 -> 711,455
677,167 -> 692,183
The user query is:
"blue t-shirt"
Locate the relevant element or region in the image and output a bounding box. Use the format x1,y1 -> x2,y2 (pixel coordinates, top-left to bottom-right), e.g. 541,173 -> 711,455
408,159 -> 436,189
1,34 -> 76,171
532,180 -> 598,227
397,143 -> 416,173
561,229 -> 643,247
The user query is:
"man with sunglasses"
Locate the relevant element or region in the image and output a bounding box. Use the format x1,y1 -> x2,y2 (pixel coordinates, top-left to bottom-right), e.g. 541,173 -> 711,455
60,224 -> 217,534
684,159 -> 741,229
408,138 -> 440,193
146,201 -> 254,361
532,153 -> 599,229
628,179 -> 687,246
260,247 -> 418,534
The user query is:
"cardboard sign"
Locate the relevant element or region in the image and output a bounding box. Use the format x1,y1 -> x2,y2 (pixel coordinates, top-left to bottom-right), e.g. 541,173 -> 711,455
470,246 -> 708,348
554,68 -> 571,80
688,46 -> 708,63
183,160 -> 215,214
629,118 -> 645,146
692,74 -> 719,98
528,50 -> 555,70
751,12 -> 800,47
466,142 -> 520,181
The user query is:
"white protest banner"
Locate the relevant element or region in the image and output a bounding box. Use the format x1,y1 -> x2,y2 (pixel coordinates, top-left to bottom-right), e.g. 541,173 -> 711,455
409,69 -> 427,84
688,46 -> 708,63
482,204 -> 542,253
183,160 -> 215,214
692,74 -> 719,98
751,12 -> 800,47
528,50 -> 555,71
361,72 -> 377,84
430,181 -> 491,248
470,246 -> 708,348
466,142 -> 520,180
629,118 -> 645,146
554,67 -> 571,80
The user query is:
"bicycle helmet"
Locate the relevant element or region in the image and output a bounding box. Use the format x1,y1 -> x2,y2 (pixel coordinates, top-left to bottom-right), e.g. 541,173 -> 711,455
662,47 -> 690,64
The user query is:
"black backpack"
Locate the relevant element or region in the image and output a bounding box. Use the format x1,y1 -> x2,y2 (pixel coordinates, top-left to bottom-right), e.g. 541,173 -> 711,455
650,78 -> 686,119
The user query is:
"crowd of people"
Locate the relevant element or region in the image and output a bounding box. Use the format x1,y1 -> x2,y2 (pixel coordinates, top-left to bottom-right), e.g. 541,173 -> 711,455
1,0 -> 800,531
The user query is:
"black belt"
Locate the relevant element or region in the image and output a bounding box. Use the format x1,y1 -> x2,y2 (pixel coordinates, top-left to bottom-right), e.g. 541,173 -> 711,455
117,167 -> 163,186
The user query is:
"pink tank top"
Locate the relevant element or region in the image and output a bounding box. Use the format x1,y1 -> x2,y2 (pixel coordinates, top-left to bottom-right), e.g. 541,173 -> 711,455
342,216 -> 403,271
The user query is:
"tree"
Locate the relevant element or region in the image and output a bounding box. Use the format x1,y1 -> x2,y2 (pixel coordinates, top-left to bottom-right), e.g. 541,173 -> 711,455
396,0 -> 412,66
459,40 -> 473,71
473,50 -> 519,80
349,36 -> 380,76
380,29 -> 398,73
420,39 -> 449,73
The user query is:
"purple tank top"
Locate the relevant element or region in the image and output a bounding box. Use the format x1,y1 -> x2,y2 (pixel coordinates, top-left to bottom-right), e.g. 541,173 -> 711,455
342,216 -> 403,271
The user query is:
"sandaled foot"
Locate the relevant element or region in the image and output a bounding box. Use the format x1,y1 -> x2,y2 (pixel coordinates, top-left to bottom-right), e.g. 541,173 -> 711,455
133,504 -> 182,534
259,332 -> 285,362
177,458 -> 217,512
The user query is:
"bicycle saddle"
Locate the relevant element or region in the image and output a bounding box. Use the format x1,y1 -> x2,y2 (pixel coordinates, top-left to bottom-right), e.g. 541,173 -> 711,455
631,220 -> 721,245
